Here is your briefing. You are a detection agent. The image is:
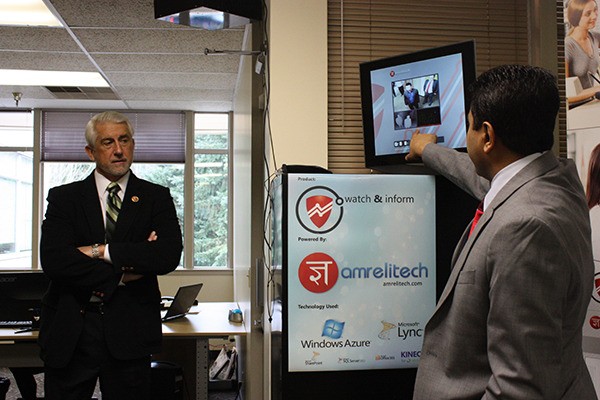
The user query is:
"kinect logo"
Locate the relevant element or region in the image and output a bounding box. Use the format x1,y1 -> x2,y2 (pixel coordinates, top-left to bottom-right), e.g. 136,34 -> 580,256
298,252 -> 339,293
296,186 -> 344,234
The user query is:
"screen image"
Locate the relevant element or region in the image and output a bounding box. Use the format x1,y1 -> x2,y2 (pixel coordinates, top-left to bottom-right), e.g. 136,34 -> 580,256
391,73 -> 441,131
360,41 -> 476,168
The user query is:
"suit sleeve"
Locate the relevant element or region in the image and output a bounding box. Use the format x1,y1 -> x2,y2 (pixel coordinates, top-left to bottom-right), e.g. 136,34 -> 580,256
40,186 -> 120,296
108,185 -> 182,275
422,143 -> 490,200
483,217 -> 570,399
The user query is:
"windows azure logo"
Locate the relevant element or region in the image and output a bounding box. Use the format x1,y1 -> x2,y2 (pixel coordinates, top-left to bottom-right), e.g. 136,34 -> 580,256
322,319 -> 345,339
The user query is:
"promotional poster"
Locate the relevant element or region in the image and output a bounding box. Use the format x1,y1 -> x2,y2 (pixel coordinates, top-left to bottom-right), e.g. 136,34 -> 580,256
564,0 -> 600,342
564,1 -> 600,392
286,174 -> 436,372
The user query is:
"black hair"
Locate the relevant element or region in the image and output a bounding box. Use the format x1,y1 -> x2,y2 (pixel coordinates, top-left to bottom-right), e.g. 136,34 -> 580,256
468,64 -> 559,156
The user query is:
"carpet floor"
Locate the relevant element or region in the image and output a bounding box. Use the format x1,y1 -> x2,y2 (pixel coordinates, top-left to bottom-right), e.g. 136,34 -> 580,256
0,367 -> 238,400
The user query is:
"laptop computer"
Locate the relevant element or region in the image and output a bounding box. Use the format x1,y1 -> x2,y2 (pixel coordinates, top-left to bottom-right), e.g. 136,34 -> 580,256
161,283 -> 203,322
0,272 -> 49,328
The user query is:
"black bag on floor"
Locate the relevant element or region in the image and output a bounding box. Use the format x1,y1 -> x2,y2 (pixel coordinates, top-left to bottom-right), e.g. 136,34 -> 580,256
0,377 -> 10,400
150,361 -> 183,400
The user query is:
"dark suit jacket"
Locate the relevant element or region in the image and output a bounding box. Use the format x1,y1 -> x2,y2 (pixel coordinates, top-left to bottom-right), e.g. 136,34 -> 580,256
413,146 -> 597,400
423,79 -> 439,94
39,172 -> 183,368
403,88 -> 420,107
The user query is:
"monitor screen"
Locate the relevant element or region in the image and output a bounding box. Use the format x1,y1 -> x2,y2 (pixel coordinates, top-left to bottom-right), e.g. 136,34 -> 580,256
360,41 -> 476,168
0,272 -> 49,324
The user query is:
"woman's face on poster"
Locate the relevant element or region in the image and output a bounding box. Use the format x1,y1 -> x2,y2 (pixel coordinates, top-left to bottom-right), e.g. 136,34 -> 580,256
579,1 -> 599,30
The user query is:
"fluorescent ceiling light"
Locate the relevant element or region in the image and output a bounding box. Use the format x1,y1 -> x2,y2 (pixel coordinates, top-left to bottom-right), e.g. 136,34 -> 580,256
0,69 -> 109,87
0,0 -> 62,27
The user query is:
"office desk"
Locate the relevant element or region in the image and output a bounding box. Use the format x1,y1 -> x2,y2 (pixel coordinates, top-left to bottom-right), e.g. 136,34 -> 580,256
158,302 -> 246,400
0,302 -> 246,400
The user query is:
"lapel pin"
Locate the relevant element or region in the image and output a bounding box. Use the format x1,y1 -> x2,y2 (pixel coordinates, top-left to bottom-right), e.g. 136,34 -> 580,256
131,196 -> 139,203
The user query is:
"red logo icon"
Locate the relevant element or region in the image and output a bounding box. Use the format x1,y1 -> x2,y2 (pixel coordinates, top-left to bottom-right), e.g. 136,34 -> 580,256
306,195 -> 333,228
590,316 -> 600,330
298,253 -> 339,293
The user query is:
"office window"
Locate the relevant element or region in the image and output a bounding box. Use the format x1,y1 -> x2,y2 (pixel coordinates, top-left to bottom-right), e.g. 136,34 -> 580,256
0,112 -> 33,269
134,163 -> 185,267
193,113 -> 230,268
0,110 -> 231,270
40,110 -> 187,268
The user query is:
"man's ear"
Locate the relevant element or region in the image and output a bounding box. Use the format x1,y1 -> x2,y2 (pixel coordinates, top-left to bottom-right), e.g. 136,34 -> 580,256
85,146 -> 95,161
482,122 -> 495,154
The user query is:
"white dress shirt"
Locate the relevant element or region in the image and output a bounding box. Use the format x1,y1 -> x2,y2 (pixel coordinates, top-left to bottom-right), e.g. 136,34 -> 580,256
483,152 -> 543,211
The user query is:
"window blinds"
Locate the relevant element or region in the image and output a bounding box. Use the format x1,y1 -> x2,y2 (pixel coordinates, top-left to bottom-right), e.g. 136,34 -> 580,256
41,110 -> 186,162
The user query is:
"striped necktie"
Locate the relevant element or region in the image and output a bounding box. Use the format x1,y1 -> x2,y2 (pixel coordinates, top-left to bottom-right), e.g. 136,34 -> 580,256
105,182 -> 122,243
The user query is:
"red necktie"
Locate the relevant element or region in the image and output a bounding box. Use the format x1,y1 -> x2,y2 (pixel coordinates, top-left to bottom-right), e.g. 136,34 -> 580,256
469,201 -> 484,237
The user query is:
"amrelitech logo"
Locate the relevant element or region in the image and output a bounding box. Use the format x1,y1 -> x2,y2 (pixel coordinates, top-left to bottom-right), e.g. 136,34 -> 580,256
298,252 -> 339,293
298,252 -> 430,294
590,316 -> 600,330
296,186 -> 344,234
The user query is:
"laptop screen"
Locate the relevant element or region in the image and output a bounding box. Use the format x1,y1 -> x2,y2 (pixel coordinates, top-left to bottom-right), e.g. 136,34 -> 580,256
162,283 -> 203,322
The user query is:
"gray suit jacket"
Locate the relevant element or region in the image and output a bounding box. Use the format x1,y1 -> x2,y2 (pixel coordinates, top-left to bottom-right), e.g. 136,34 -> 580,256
413,145 -> 597,400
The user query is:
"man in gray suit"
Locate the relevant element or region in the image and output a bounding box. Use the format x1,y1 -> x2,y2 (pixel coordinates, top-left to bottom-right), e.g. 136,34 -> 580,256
406,65 -> 597,399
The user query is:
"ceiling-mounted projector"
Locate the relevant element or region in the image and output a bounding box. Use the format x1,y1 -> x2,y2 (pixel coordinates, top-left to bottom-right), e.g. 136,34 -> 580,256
154,0 -> 262,30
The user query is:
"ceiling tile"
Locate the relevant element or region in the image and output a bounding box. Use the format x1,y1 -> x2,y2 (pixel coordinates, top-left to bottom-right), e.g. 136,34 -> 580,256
0,0 -> 248,111
91,53 -> 241,73
125,100 -> 232,112
50,0 -> 186,29
117,87 -> 233,102
0,26 -> 80,52
106,72 -> 238,90
72,28 -> 245,54
0,51 -> 96,71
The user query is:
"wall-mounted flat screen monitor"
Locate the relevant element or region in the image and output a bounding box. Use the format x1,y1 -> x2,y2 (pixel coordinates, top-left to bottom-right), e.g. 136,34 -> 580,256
360,41 -> 476,168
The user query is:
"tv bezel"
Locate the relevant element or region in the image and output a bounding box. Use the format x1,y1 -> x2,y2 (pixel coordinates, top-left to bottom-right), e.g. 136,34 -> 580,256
359,40 -> 477,168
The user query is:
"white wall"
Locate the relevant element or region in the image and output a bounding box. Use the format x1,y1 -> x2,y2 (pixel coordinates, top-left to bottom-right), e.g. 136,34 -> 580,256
260,2 -> 328,399
233,24 -> 263,400
268,0 -> 328,169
